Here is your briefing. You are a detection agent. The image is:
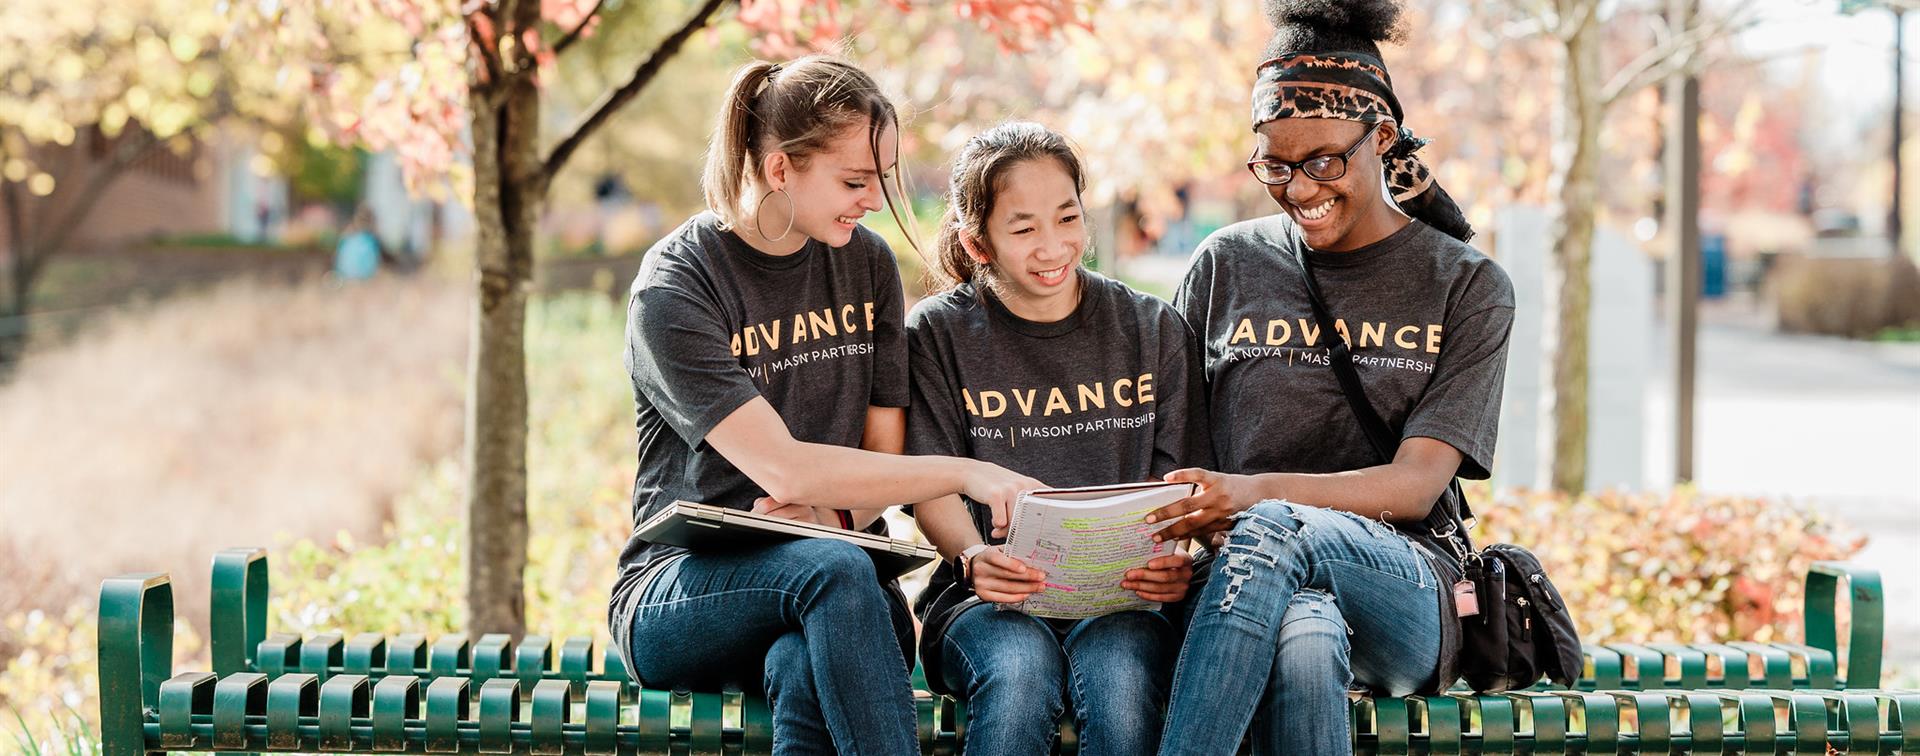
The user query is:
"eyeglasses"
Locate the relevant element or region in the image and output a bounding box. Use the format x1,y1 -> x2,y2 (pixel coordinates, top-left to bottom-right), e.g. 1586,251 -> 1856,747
1245,125 -> 1376,186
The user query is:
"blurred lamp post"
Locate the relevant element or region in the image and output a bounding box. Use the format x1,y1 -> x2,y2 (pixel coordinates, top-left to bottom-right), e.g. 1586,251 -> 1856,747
1841,0 -> 1909,258
1667,0 -> 1701,484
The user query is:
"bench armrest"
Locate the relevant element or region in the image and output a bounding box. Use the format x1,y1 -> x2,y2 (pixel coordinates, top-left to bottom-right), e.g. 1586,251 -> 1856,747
98,573 -> 175,756
1804,561 -> 1883,688
211,547 -> 269,675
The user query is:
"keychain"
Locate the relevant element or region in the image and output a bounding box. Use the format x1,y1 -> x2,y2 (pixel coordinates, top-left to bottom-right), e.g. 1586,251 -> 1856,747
1453,579 -> 1480,617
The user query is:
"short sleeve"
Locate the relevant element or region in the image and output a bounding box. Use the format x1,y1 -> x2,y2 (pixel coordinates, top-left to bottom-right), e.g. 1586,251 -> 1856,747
1151,307 -> 1215,477
625,282 -> 761,447
868,242 -> 910,408
904,320 -> 969,459
1172,246 -> 1214,339
1401,266 -> 1515,480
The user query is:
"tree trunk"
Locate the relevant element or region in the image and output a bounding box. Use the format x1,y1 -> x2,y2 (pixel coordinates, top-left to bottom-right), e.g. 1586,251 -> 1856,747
462,62 -> 543,638
0,128 -> 158,373
2,178 -> 34,371
1540,7 -> 1601,494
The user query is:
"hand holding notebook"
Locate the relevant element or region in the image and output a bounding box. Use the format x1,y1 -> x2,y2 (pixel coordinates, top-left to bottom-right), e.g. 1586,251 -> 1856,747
996,481 -> 1198,619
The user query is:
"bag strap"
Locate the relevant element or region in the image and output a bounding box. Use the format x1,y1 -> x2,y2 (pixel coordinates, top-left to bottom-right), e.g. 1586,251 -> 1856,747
1291,244 -> 1474,542
1293,246 -> 1398,464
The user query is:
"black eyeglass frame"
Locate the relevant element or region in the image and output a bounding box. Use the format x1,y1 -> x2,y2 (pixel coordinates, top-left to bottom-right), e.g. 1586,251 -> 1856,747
1245,123 -> 1380,187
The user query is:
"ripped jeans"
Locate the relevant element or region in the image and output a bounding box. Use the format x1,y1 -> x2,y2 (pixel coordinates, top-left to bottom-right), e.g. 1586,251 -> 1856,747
1158,500 -> 1442,756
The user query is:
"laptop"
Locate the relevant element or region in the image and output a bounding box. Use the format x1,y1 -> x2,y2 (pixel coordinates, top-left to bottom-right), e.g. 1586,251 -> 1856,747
635,500 -> 938,579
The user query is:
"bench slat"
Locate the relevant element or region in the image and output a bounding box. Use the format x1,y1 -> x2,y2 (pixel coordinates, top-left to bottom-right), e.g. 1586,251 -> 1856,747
264,673 -> 316,751
472,634 -> 512,685
317,674 -> 369,750
370,675 -> 419,752
583,681 -> 622,756
689,690 -> 723,755
424,676 -> 469,753
516,635 -> 553,691
476,678 -> 519,754
302,633 -> 345,683
635,687 -> 671,753
559,637 -> 594,695
159,671 -> 217,749
529,680 -> 570,755
343,633 -> 385,675
210,672 -> 265,750
1372,696 -> 1414,755
386,633 -> 428,677
430,636 -> 470,678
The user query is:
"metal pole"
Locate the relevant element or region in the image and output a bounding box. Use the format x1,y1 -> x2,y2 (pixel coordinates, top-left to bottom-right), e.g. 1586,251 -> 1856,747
1665,0 -> 1701,483
1894,7 -> 1906,258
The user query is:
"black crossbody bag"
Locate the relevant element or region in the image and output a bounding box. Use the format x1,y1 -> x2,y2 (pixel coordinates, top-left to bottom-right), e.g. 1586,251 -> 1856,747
1294,245 -> 1582,693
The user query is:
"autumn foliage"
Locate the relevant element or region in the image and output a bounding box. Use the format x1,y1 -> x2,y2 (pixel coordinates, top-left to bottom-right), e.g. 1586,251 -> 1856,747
1473,484 -> 1866,644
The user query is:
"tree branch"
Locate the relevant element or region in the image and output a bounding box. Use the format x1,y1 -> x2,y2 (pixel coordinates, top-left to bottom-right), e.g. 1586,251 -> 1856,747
1512,0 -> 1560,36
1,165 -> 27,317
31,128 -> 169,265
468,11 -> 504,84
551,0 -> 607,55
541,0 -> 731,184
1599,8 -> 1756,108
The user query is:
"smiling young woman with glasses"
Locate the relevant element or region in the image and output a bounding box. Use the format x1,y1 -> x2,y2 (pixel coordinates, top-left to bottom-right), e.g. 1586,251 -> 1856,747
1142,0 -> 1518,753
1245,121 -> 1377,186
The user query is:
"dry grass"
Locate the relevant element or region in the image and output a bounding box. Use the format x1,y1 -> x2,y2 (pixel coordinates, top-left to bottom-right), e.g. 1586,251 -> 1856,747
0,274 -> 469,636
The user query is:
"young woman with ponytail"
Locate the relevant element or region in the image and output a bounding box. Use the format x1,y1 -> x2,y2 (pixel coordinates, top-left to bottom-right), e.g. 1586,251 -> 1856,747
1141,2 -> 1516,753
906,121 -> 1212,755
609,56 -> 1038,755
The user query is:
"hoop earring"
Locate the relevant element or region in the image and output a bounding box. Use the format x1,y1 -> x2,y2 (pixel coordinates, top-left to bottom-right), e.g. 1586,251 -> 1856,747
753,188 -> 796,242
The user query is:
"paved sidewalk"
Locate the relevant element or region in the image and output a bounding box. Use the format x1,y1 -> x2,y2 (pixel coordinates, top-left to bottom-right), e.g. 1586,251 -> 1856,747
1644,307 -> 1920,678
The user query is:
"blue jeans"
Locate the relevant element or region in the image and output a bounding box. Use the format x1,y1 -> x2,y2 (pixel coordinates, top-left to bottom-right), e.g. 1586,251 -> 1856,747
624,539 -> 918,756
942,604 -> 1172,755
1159,501 -> 1441,756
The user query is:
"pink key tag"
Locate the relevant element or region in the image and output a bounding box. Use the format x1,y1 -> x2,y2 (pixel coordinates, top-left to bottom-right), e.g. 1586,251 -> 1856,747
1453,579 -> 1480,617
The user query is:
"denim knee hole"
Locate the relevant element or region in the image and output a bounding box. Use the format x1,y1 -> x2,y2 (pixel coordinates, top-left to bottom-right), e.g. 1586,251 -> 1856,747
1217,514 -> 1294,615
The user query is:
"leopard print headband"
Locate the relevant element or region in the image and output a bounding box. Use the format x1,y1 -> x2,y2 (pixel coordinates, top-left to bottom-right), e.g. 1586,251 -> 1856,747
1253,53 -> 1435,204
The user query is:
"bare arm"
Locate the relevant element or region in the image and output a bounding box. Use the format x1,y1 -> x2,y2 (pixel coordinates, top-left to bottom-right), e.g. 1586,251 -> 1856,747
1146,437 -> 1462,541
706,396 -> 1037,526
852,405 -> 906,529
914,494 -> 983,558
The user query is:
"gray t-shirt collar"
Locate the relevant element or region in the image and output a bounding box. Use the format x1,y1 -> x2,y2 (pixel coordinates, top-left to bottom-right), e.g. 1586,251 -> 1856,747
979,269 -> 1104,338
1303,218 -> 1424,269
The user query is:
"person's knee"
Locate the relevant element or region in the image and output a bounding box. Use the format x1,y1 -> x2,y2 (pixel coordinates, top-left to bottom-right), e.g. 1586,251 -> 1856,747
762,632 -> 815,699
982,636 -> 1066,688
1065,612 -> 1170,675
782,539 -> 873,578
1277,590 -> 1351,681
948,614 -> 1066,706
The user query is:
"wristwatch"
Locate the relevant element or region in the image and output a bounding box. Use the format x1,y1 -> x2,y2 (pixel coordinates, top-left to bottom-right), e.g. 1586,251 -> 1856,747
957,543 -> 991,585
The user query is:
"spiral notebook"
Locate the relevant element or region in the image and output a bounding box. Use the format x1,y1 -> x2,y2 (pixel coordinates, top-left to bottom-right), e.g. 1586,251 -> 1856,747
998,481 -> 1197,619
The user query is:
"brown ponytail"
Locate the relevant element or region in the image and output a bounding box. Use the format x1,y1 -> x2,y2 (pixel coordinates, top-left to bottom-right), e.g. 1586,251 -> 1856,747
701,61 -> 781,231
699,55 -> 913,251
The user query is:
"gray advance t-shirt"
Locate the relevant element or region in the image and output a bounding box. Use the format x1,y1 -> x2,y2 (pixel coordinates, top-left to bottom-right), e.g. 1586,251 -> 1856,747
608,212 -> 909,657
1175,215 -> 1514,488
906,270 -> 1212,623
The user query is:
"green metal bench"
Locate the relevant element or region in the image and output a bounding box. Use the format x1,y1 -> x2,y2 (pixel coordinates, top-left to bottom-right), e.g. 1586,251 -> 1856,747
100,549 -> 1913,754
